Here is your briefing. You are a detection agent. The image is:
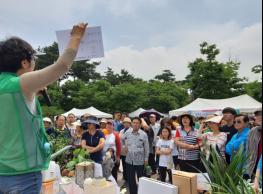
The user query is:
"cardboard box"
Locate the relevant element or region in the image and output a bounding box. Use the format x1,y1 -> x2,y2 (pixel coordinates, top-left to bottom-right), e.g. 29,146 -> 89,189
172,170 -> 197,194
138,177 -> 178,194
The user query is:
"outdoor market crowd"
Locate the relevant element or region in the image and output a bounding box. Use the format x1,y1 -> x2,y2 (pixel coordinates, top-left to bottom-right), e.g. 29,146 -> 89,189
43,107 -> 262,194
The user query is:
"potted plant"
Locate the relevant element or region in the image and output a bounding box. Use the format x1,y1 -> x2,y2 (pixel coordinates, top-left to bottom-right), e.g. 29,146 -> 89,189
201,146 -> 261,194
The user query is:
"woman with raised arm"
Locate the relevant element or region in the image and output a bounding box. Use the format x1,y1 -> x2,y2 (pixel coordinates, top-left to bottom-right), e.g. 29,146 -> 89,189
0,23 -> 87,193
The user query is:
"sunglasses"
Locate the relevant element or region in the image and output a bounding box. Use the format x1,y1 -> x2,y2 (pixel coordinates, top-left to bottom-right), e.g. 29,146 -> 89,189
234,120 -> 243,124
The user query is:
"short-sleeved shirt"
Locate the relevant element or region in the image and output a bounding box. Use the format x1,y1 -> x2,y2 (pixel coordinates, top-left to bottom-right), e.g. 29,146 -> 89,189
176,127 -> 200,160
171,130 -> 179,156
220,125 -> 237,144
82,130 -> 105,163
156,139 -> 173,167
202,132 -> 227,158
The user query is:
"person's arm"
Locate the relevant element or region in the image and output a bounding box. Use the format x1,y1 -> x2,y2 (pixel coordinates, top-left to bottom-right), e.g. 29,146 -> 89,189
216,133 -> 227,150
114,132 -> 121,161
20,23 -> 87,101
175,139 -> 199,150
226,133 -> 248,155
89,138 -> 105,154
144,134 -> 150,164
175,130 -> 198,150
156,147 -> 162,155
81,140 -> 93,151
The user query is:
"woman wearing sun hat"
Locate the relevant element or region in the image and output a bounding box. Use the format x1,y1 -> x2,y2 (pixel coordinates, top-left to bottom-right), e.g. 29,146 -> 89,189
198,115 -> 227,160
175,113 -> 203,172
81,116 -> 105,163
119,117 -> 132,182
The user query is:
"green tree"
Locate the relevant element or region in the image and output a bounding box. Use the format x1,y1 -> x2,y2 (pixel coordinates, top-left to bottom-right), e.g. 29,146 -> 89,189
118,69 -> 138,84
104,68 -> 120,86
71,61 -> 101,82
252,65 -> 262,74
36,42 -> 59,70
244,65 -> 262,102
186,42 -> 246,99
60,80 -> 86,111
154,70 -> 176,82
36,42 -> 69,82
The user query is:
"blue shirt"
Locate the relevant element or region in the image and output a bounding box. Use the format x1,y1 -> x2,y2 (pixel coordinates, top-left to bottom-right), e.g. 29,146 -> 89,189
258,155 -> 262,176
226,127 -> 250,159
82,130 -> 105,163
113,120 -> 122,132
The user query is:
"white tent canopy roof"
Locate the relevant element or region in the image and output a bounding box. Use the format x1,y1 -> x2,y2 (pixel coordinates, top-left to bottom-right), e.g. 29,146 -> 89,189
129,108 -> 146,118
169,94 -> 262,116
63,106 -> 113,118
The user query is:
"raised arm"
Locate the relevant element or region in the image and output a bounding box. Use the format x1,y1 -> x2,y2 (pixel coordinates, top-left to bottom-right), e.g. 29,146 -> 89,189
20,23 -> 87,101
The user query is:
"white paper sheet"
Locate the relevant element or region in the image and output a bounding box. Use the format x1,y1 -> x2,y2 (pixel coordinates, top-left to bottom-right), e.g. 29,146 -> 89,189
93,163 -> 103,178
138,177 -> 178,194
56,26 -> 104,61
196,173 -> 211,191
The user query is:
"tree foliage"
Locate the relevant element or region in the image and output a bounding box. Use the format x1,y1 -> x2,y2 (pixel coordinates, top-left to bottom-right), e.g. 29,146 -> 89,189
154,70 -> 176,82
35,41 -> 261,118
186,42 -> 246,99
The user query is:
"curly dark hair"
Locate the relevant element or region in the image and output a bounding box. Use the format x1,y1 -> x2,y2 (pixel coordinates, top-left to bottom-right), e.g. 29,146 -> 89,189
0,37 -> 35,73
179,114 -> 195,127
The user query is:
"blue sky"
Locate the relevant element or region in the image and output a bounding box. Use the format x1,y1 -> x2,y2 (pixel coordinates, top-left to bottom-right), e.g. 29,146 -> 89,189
0,0 -> 262,80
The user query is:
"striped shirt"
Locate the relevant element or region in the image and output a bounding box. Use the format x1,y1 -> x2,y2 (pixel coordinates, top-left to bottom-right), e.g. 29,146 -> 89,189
176,127 -> 200,160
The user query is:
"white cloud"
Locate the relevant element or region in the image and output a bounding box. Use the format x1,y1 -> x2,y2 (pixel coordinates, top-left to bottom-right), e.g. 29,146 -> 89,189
97,0 -> 168,17
98,22 -> 262,81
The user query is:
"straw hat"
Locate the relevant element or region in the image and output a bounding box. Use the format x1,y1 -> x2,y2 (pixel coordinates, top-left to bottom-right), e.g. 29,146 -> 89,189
205,115 -> 223,124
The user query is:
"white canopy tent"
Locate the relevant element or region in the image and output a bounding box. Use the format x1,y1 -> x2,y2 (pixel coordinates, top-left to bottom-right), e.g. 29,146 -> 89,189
169,94 -> 262,117
63,106 -> 113,118
129,108 -> 146,118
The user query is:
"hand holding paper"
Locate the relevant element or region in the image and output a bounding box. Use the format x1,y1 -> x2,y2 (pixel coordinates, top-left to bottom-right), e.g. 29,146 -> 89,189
71,23 -> 88,39
56,26 -> 104,61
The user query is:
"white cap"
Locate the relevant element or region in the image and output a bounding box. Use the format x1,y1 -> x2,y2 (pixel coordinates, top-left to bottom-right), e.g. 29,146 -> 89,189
214,111 -> 222,116
43,117 -> 52,123
100,118 -> 108,124
72,120 -> 82,127
205,115 -> 223,124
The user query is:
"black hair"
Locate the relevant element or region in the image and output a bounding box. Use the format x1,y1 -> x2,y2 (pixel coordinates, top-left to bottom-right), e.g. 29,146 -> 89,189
0,37 -> 35,73
254,109 -> 262,116
179,114 -> 195,127
160,128 -> 172,140
143,117 -> 151,125
67,113 -> 76,118
222,107 -> 237,115
235,114 -> 249,123
132,117 -> 142,124
56,115 -> 66,121
171,116 -> 177,121
160,118 -> 169,130
198,117 -> 206,121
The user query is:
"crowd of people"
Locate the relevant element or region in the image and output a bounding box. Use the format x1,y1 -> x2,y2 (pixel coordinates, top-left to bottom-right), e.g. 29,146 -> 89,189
43,107 -> 262,194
